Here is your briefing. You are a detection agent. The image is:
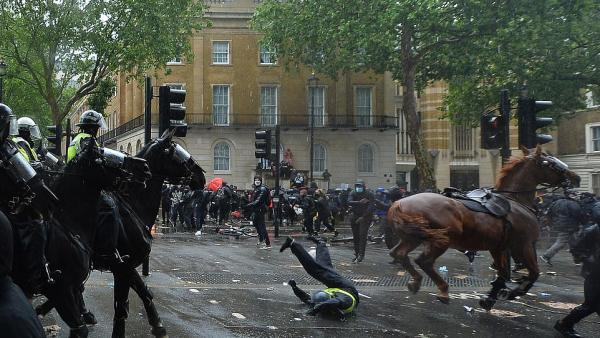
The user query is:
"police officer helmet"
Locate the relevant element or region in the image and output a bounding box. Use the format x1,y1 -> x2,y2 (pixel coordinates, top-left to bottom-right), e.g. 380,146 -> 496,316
17,116 -> 42,142
0,104 -> 18,144
312,291 -> 332,303
76,110 -> 107,129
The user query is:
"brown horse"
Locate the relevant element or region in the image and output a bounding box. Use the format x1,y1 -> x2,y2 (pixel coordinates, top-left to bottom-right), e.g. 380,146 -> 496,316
386,146 -> 580,309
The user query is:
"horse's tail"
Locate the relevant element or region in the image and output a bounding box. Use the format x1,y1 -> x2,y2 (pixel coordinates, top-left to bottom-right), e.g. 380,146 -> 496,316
388,203 -> 449,247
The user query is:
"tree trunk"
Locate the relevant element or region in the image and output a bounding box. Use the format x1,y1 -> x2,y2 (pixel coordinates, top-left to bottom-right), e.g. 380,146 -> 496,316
400,27 -> 436,191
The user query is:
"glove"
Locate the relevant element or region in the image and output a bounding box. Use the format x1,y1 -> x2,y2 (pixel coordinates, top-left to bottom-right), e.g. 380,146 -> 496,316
288,279 -> 296,287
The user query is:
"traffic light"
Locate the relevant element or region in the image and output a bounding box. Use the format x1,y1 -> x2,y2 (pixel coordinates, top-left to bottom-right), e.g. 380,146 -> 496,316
255,129 -> 272,159
159,85 -> 187,137
480,113 -> 507,149
517,98 -> 553,148
46,125 -> 62,156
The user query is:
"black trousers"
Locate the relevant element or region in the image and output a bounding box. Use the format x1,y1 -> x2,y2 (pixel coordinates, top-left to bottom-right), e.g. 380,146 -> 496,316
303,214 -> 314,234
290,241 -> 358,300
11,215 -> 46,293
161,200 -> 170,223
252,211 -> 270,246
562,268 -> 600,327
350,214 -> 371,257
315,215 -> 335,232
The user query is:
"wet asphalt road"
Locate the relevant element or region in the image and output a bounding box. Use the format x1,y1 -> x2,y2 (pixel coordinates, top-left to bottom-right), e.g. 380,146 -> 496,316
39,227 -> 599,338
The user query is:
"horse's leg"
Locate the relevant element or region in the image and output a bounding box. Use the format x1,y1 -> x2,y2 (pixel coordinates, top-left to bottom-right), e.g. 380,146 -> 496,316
112,266 -> 131,338
35,298 -> 54,317
390,239 -> 423,293
52,287 -> 89,338
479,249 -> 510,311
128,266 -> 167,337
509,242 -> 540,298
76,286 -> 97,325
414,242 -> 450,304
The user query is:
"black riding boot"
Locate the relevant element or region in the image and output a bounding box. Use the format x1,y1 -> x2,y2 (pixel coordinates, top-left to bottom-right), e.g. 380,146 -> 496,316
112,299 -> 129,338
145,300 -> 167,337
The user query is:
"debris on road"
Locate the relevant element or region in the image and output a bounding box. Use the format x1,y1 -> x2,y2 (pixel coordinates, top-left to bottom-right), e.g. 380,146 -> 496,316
209,300 -> 219,304
463,306 -> 474,313
232,313 -> 246,319
489,309 -> 525,318
189,288 -> 200,293
44,325 -> 61,337
540,302 -> 578,310
397,271 -> 406,276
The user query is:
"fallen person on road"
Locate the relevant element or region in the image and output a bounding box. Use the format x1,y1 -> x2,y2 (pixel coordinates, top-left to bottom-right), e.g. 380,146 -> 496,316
280,236 -> 359,319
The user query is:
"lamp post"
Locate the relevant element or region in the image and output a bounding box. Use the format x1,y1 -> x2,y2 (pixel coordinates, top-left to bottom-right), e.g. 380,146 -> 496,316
0,60 -> 7,103
308,72 -> 319,184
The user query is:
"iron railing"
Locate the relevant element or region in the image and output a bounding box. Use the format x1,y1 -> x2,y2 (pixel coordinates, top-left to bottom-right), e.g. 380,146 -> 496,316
98,115 -> 144,144
186,113 -> 397,129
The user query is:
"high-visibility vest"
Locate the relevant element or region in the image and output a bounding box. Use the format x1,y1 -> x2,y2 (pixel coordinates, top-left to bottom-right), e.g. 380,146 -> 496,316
67,133 -> 94,163
322,288 -> 357,314
11,136 -> 39,163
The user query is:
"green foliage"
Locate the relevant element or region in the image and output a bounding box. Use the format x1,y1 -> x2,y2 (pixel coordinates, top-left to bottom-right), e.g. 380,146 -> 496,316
0,0 -> 207,123
88,78 -> 116,116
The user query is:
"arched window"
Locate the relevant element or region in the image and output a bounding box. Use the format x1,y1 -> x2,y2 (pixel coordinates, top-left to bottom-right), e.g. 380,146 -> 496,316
313,144 -> 326,173
135,140 -> 142,154
126,143 -> 132,154
358,144 -> 374,173
214,142 -> 230,171
119,145 -> 124,152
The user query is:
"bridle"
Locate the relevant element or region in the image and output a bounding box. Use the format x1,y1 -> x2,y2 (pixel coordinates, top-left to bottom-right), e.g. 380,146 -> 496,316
146,140 -> 203,185
493,154 -> 573,195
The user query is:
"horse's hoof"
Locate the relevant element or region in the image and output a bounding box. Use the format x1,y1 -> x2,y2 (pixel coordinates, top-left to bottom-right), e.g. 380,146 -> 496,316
479,298 -> 495,311
497,288 -> 511,301
436,294 -> 450,304
151,326 -> 168,338
407,280 -> 421,294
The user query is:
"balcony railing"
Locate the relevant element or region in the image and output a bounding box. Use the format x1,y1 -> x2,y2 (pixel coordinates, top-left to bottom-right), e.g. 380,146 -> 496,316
98,115 -> 144,144
186,113 -> 397,129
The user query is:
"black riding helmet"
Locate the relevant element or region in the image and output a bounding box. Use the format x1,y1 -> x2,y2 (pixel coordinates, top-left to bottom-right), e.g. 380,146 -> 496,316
0,104 -> 17,144
76,110 -> 107,137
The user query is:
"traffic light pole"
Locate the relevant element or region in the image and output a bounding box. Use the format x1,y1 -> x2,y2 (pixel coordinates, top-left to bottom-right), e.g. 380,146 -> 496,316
144,77 -> 152,145
65,119 -> 71,155
499,90 -> 511,163
274,125 -> 281,238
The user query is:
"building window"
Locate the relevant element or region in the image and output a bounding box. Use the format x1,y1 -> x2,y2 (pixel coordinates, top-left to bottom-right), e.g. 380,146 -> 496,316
356,87 -> 373,127
213,85 -> 230,126
119,145 -> 124,152
313,144 -> 326,173
167,56 -> 183,65
453,124 -> 475,158
135,140 -> 142,154
308,87 -> 325,127
260,86 -> 278,126
126,143 -> 132,154
592,173 -> 600,196
586,123 -> 600,153
397,107 -> 412,155
212,41 -> 230,64
358,144 -> 374,173
259,45 -> 276,65
214,142 -> 230,171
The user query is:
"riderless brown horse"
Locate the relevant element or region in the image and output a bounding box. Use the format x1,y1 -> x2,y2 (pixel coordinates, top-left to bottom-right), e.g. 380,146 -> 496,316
386,146 -> 580,309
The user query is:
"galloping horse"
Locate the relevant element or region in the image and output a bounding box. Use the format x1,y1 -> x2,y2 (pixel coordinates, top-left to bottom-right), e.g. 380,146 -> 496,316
386,146 -> 580,309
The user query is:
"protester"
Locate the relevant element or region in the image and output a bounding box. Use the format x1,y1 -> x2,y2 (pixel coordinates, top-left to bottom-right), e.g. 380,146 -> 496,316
314,189 -> 337,236
348,180 -> 375,263
297,187 -> 316,236
160,184 -> 171,224
247,176 -> 271,249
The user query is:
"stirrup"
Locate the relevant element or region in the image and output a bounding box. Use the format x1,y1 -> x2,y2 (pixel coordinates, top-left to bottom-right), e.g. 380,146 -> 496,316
45,263 -> 62,285
115,249 -> 130,263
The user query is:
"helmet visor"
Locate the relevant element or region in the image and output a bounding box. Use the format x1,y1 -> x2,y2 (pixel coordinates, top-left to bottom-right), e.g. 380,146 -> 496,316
98,116 -> 108,131
28,124 -> 42,141
8,116 -> 18,136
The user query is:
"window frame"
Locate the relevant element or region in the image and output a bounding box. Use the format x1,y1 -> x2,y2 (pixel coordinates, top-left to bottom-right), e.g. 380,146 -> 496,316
312,143 -> 327,174
213,142 -> 231,173
259,45 -> 277,65
307,86 -> 327,127
357,143 -> 375,174
585,122 -> 600,153
167,56 -> 183,65
260,85 -> 278,127
212,84 -> 231,126
355,86 -> 374,127
212,41 -> 231,65
592,173 -> 600,196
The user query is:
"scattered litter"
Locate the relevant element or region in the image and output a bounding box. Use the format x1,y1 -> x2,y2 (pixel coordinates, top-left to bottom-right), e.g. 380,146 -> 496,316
340,263 -> 351,266
232,313 -> 246,319
464,306 -> 474,313
540,302 -> 578,310
438,266 -> 448,273
352,279 -> 378,283
293,317 -> 302,321
267,326 -> 278,330
397,271 -> 406,276
358,293 -> 372,299
454,274 -> 469,280
266,287 -> 274,291
417,301 -> 425,304
546,271 -> 557,276
489,309 -> 525,318
232,279 -> 240,283
282,282 -> 288,286
44,325 -> 61,337
189,289 -> 200,293
526,293 -> 536,297
209,300 -> 219,304
540,292 -> 551,297
222,269 -> 231,272
171,268 -> 180,271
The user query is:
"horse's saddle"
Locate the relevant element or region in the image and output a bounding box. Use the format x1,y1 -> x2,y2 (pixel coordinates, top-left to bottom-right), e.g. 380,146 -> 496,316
443,187 -> 511,218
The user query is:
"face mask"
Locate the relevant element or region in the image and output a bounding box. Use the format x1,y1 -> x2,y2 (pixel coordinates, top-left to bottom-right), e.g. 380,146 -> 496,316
356,187 -> 364,193
254,181 -> 261,186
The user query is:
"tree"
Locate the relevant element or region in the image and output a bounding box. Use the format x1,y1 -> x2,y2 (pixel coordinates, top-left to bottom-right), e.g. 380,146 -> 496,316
0,0 -> 207,126
252,0 -> 591,190
88,78 -> 116,116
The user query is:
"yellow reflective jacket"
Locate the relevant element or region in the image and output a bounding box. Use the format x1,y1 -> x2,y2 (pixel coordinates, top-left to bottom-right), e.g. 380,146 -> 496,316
11,136 -> 39,163
322,288 -> 357,314
67,133 -> 94,163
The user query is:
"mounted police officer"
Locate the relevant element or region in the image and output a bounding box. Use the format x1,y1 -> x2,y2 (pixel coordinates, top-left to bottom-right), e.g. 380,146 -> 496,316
68,110 -> 123,268
348,179 -> 375,263
247,175 -> 271,249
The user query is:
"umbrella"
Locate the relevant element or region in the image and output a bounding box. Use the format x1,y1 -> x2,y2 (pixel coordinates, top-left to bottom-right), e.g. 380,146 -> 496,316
207,177 -> 224,192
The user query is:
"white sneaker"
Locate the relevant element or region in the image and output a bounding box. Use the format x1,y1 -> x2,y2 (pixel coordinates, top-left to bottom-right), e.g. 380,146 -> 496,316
195,230 -> 202,236
260,244 -> 272,250
257,240 -> 264,246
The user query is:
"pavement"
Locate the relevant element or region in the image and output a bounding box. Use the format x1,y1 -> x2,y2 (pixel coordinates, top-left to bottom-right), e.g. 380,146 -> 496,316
38,226 -> 599,338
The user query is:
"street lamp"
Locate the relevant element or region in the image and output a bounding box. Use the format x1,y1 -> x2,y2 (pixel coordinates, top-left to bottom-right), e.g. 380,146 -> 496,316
0,60 -> 7,103
308,72 -> 319,184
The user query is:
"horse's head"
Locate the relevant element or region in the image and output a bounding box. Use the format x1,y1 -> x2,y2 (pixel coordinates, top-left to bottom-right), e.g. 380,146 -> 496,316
137,129 -> 206,188
523,146 -> 581,189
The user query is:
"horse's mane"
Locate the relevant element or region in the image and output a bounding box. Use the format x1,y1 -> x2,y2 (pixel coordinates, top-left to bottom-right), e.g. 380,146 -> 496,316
136,140 -> 155,158
496,155 -> 528,187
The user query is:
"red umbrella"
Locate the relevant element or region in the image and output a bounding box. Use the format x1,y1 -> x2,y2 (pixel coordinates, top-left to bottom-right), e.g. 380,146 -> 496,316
207,177 -> 224,192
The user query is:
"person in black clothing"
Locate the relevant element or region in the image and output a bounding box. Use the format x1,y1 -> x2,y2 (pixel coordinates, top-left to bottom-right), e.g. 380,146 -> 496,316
540,190 -> 585,266
247,176 -> 271,249
280,236 -> 359,319
160,184 -> 171,224
297,187 -> 316,235
193,188 -> 210,236
554,224 -> 600,338
216,182 -> 233,226
348,180 -> 375,263
0,210 -> 45,338
314,189 -> 337,236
